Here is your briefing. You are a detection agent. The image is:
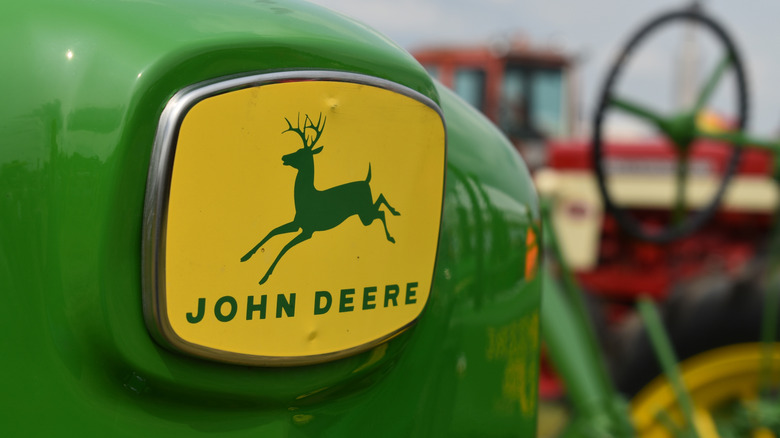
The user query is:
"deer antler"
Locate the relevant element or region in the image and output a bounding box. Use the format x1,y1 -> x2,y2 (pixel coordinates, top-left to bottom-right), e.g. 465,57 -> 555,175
283,113 -> 326,149
282,113 -> 308,146
304,113 -> 326,149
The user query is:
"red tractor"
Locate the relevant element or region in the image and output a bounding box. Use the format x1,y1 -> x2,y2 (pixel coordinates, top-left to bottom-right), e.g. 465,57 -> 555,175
416,4 -> 780,415
413,39 -> 575,170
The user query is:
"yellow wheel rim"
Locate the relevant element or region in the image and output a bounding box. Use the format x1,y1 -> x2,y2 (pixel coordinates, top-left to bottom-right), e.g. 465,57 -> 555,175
631,343 -> 780,438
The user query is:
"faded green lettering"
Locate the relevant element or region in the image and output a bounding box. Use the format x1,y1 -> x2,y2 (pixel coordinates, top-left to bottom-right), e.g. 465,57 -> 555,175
384,284 -> 399,307
277,293 -> 296,318
187,298 -> 206,324
362,286 -> 377,310
215,296 -> 237,322
246,295 -> 267,320
405,282 -> 418,305
314,291 -> 332,315
340,288 -> 355,313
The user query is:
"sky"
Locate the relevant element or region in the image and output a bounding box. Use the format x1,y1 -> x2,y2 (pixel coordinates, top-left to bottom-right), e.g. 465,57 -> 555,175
308,0 -> 780,139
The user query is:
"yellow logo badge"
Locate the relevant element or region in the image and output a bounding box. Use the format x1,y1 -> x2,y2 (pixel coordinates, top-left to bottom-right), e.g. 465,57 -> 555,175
143,72 -> 446,365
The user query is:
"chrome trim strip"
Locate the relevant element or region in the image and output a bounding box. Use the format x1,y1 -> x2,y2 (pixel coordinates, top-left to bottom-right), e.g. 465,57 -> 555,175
142,70 -> 445,366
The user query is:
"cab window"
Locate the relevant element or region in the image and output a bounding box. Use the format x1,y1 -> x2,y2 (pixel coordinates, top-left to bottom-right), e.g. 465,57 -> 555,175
531,69 -> 566,138
454,68 -> 486,111
500,65 -> 567,140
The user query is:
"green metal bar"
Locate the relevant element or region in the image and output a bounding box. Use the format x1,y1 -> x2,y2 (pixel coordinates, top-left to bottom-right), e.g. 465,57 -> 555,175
695,129 -> 780,152
609,95 -> 666,127
637,297 -> 700,438
655,410 -> 700,438
540,200 -> 634,437
542,200 -> 584,308
542,268 -> 633,437
541,268 -> 615,413
692,53 -> 733,115
541,200 -> 614,397
673,152 -> 690,224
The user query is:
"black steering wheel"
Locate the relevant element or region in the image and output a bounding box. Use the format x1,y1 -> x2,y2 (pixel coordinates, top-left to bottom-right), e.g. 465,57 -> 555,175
592,5 -> 748,243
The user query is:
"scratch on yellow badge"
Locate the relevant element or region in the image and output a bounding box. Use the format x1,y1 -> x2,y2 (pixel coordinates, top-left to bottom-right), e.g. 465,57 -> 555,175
147,74 -> 446,365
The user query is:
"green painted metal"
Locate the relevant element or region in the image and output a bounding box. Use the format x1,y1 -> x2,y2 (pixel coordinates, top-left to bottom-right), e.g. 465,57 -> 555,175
540,198 -> 635,438
541,201 -> 609,383
540,266 -> 633,438
637,298 -> 700,438
0,0 -> 541,435
692,53 -> 733,116
610,54 -> 733,152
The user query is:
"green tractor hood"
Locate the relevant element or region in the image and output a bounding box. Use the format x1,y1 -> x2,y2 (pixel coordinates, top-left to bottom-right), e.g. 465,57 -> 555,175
0,1 -> 541,436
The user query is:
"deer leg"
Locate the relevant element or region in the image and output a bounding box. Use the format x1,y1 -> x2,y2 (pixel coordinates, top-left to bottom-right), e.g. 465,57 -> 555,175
359,209 -> 396,244
375,194 -> 400,216
375,210 -> 396,244
259,230 -> 312,285
241,221 -> 298,262
359,194 -> 398,243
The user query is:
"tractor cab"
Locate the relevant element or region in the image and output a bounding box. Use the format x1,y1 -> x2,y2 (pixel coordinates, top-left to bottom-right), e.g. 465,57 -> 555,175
413,39 -> 574,169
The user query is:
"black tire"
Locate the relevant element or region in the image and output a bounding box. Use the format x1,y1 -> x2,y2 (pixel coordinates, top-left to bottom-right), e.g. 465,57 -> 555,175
613,275 -> 770,397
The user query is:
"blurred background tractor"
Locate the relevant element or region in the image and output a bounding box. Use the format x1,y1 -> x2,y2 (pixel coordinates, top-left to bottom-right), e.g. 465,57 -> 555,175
415,2 -> 780,437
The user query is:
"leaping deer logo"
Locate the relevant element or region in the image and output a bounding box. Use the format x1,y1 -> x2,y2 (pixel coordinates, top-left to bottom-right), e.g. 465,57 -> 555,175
240,113 -> 400,285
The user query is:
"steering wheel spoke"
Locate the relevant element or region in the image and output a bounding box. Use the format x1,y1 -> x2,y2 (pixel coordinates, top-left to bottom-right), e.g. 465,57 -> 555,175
609,95 -> 668,129
695,128 -> 780,154
674,153 -> 690,223
692,52 -> 734,116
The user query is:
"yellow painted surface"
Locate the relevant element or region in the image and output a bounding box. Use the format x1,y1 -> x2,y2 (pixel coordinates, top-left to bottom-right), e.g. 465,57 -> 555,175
164,81 -> 445,360
631,343 -> 780,437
